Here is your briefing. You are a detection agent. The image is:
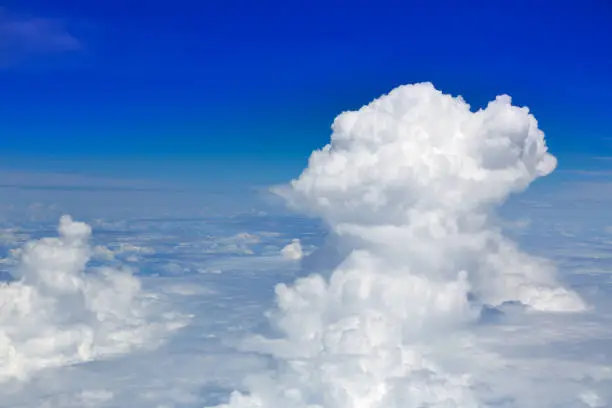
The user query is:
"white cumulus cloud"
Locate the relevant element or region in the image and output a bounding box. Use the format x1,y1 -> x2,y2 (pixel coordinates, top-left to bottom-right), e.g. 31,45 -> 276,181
212,82 -> 588,408
0,215 -> 185,382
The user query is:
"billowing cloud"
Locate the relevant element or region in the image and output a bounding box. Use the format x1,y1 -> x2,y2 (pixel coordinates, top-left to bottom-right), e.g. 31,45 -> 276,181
0,215 -> 185,382
211,83 -> 588,407
0,8 -> 80,65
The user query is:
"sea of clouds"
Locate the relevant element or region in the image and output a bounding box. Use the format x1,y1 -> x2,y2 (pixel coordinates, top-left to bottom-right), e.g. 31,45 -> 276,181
0,82 -> 610,407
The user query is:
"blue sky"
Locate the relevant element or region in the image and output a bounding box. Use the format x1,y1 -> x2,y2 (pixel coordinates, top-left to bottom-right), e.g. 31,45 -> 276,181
1,0 -> 611,184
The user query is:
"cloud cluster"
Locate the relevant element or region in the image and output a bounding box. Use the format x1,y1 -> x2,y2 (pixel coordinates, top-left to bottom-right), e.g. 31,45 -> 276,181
212,83 -> 587,407
0,215 -> 184,382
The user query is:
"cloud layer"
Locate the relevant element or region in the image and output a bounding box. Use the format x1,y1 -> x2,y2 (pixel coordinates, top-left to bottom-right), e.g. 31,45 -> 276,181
213,82 -> 588,407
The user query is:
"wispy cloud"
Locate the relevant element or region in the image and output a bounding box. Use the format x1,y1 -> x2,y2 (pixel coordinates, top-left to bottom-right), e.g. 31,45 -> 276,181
0,8 -> 81,65
0,169 -> 183,191
561,169 -> 612,177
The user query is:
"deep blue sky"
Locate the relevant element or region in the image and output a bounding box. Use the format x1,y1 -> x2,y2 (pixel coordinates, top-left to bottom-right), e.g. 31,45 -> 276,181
0,0 -> 611,183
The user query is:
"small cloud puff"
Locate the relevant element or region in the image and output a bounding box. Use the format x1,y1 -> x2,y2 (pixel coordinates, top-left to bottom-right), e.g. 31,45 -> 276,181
280,239 -> 303,260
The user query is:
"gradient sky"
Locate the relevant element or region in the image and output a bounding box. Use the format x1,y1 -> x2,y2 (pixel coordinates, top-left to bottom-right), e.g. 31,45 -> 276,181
0,0 -> 611,184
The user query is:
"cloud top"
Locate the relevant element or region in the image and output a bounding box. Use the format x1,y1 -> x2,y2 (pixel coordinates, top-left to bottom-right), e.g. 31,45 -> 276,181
285,82 -> 556,225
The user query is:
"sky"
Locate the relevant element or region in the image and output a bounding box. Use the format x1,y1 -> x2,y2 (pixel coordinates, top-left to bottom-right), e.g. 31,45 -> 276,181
1,0 -> 611,184
2,2 -> 612,407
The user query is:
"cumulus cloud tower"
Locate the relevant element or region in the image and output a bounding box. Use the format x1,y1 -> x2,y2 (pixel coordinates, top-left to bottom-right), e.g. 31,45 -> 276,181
284,82 -> 583,310
214,82 -> 585,408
